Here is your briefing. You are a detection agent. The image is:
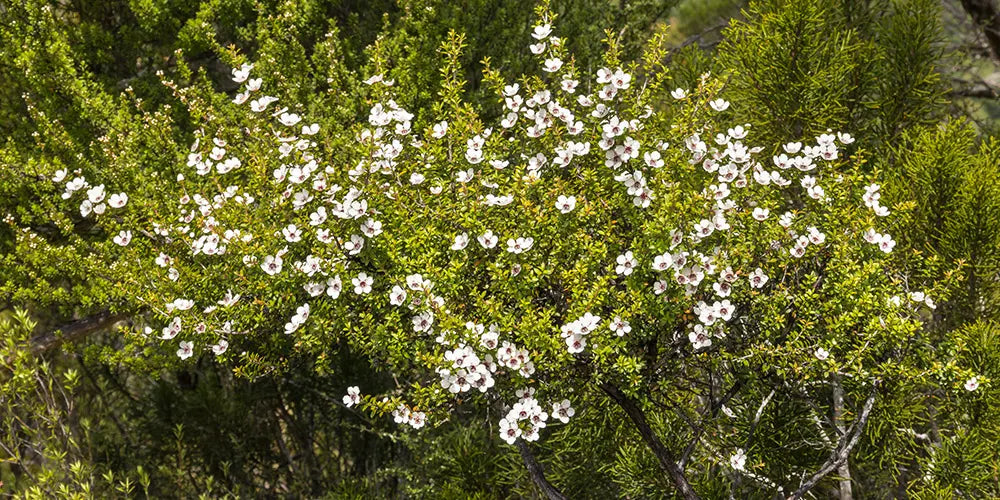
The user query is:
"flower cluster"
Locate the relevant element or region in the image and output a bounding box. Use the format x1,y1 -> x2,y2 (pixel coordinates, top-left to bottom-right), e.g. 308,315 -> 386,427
498,390 -> 574,445
66,3 -> 977,458
560,313 -> 602,354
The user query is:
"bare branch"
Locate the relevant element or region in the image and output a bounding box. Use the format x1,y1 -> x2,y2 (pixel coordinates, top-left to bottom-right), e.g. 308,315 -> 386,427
516,440 -> 568,500
600,382 -> 700,500
959,0 -> 1000,62
832,377 -> 854,500
29,311 -> 127,355
950,85 -> 1000,98
788,387 -> 878,500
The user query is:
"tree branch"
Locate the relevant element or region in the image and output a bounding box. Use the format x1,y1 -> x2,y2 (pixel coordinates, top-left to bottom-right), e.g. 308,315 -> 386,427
788,386 -> 878,500
600,382 -> 700,500
516,440 -> 568,500
960,0 -> 1000,62
831,377 -> 854,500
950,85 -> 999,98
29,311 -> 127,355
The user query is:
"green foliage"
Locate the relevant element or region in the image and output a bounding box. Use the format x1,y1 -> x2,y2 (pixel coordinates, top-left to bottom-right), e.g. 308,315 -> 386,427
883,122 -> 1000,328
718,0 -> 947,148
1,0 -> 999,498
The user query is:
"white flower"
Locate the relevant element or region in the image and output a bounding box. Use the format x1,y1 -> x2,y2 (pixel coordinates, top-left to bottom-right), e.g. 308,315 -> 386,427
343,234 -> 365,255
361,218 -> 383,238
609,316 -> 631,336
86,184 -> 106,204
301,123 -> 320,136
543,58 -> 563,73
284,303 -> 311,334
552,399 -> 575,423
250,96 -> 278,112
477,230 -> 498,249
451,233 -> 470,251
670,88 -> 687,99
730,449 -> 747,471
815,347 -> 830,361
406,274 -> 431,291
965,377 -> 980,392
113,230 -> 132,246
231,62 -> 253,83
168,298 -> 195,312
211,340 -> 229,356
109,193 -> 128,208
389,285 -> 407,306
694,219 -> 714,238
713,281 -> 732,298
749,268 -> 769,289
611,69 -> 631,90
615,251 -> 637,276
343,386 -> 361,407
506,237 -> 534,254
752,207 -> 769,221
261,255 -> 283,275
709,99 -> 730,112
282,224 -> 302,243
643,151 -> 664,168
155,252 -> 172,268
326,276 -> 342,298
532,24 -> 552,40
878,234 -> 896,253
499,418 -> 521,444
304,282 -> 325,297
556,195 -> 576,214
177,341 -> 194,360
278,112 -> 301,126
160,317 -> 182,340
783,142 -> 802,154
778,212 -> 794,228
652,253 -> 672,271
352,272 -> 373,294
689,325 -> 712,349
412,311 -> 434,333
431,120 -> 448,139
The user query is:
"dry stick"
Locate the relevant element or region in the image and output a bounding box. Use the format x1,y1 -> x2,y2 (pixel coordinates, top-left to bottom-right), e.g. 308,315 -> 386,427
515,440 -> 567,500
788,388 -> 878,500
600,382 -> 700,500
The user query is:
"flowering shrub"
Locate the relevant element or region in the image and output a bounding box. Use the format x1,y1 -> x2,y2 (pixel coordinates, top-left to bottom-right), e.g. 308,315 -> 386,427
30,2 -> 982,496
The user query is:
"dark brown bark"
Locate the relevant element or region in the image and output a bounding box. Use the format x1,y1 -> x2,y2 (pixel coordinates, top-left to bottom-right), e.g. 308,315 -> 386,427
516,440 -> 568,500
960,0 -> 1000,61
29,311 -> 126,355
600,382 -> 699,500
950,85 -> 999,98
